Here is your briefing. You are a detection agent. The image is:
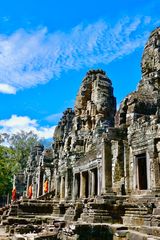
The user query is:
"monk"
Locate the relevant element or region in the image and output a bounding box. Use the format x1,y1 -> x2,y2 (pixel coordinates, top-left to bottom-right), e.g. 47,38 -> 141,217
12,187 -> 16,201
28,184 -> 32,199
43,179 -> 49,193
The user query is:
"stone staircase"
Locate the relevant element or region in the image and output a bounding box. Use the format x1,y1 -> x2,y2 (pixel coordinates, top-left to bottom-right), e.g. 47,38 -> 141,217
122,196 -> 160,228
56,196 -> 124,224
123,203 -> 151,226
1,199 -> 55,235
2,195 -> 160,239
76,195 -> 125,224
52,200 -> 66,217
64,202 -> 83,221
79,202 -> 112,223
120,196 -> 160,239
151,207 -> 160,227
17,199 -> 53,216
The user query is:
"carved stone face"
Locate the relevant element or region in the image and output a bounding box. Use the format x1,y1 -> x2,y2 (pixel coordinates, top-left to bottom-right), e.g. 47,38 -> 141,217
74,71 -> 116,127
74,108 -> 79,116
141,28 -> 160,77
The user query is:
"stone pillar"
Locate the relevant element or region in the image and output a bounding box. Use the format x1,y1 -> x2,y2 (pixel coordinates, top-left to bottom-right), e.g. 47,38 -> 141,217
48,170 -> 51,193
60,176 -> 65,200
65,171 -> 68,199
146,150 -> 151,190
55,176 -> 60,198
123,141 -> 130,194
50,169 -> 55,192
91,170 -> 95,196
129,147 -> 134,191
37,171 -> 40,198
102,139 -> 112,194
42,174 -> 46,195
97,166 -> 101,195
72,174 -> 76,200
91,168 -> 98,196
80,172 -> 85,198
37,167 -> 42,197
33,176 -> 37,199
153,141 -> 160,191
26,174 -> 30,196
67,168 -> 73,199
73,172 -> 80,200
80,172 -> 83,198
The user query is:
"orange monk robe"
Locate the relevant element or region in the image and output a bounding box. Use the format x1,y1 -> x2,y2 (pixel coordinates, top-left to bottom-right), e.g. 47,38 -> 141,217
28,185 -> 32,199
12,187 -> 16,201
44,180 -> 48,193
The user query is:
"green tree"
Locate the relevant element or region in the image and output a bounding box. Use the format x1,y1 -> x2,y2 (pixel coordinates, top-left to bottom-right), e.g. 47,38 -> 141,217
0,145 -> 19,195
8,131 -> 39,170
0,131 -> 40,196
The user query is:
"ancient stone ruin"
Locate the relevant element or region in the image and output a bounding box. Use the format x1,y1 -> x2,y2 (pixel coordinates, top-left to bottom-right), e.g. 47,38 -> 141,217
1,27 -> 160,240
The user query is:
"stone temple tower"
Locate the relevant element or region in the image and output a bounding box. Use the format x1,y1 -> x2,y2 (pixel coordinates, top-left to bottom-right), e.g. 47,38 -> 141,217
51,69 -> 117,202
74,69 -> 116,133
141,27 -> 160,116
116,28 -> 160,128
115,27 -> 160,197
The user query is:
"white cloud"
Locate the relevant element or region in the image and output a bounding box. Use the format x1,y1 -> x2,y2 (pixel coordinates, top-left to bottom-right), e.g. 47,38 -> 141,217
0,115 -> 37,127
0,115 -> 56,139
0,16 -> 157,92
0,83 -> 16,94
33,126 -> 56,139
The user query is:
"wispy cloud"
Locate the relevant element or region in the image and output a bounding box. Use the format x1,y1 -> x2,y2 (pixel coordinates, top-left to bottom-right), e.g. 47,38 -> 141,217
0,16 -> 157,92
0,83 -> 16,94
0,115 -> 55,139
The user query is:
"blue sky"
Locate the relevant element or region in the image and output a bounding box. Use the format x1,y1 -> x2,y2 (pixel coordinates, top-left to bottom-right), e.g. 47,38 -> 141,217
0,0 -> 159,140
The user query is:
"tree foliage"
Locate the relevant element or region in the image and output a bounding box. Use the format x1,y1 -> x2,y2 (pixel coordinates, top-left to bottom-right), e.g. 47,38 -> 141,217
8,131 -> 39,169
0,145 -> 19,195
0,131 -> 39,196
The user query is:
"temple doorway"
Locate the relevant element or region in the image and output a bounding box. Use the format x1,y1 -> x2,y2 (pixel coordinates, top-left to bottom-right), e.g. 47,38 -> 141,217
82,171 -> 89,198
75,173 -> 80,198
136,153 -> 148,190
39,171 -> 43,196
